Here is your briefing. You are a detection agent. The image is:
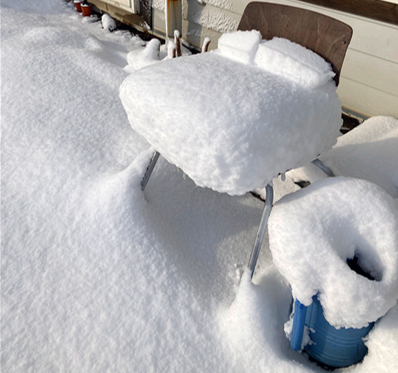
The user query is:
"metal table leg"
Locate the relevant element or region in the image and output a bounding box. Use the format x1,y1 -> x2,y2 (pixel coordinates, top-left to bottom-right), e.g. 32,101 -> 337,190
248,184 -> 274,279
312,158 -> 335,177
141,151 -> 160,191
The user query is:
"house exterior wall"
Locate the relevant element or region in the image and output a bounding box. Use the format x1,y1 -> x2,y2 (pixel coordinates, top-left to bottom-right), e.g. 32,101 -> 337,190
93,0 -> 139,13
182,0 -> 398,119
92,0 -> 398,119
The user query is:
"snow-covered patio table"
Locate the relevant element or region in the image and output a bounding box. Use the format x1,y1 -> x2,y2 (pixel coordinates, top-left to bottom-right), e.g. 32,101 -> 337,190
120,33 -> 342,195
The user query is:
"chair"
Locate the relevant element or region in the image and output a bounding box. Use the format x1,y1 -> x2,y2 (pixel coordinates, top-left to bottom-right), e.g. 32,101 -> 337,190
137,2 -> 353,279
238,2 -> 352,86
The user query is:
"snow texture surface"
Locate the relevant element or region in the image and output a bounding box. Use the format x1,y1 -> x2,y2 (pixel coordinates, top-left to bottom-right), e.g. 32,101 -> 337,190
126,38 -> 160,71
102,13 -> 117,31
255,38 -> 335,88
321,116 -> 398,198
217,29 -> 262,64
2,1 -> 398,373
120,32 -> 342,195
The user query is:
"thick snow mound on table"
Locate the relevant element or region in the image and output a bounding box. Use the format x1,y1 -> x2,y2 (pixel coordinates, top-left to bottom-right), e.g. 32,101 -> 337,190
254,38 -> 335,89
269,177 -> 398,329
120,52 -> 342,195
217,30 -> 262,64
216,31 -> 335,88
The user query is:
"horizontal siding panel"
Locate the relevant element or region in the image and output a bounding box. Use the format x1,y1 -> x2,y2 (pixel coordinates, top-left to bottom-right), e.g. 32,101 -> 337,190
342,49 -> 398,96
152,8 -> 166,35
337,77 -> 398,117
182,19 -> 223,50
101,0 -> 131,9
341,18 -> 398,62
184,1 -> 240,35
274,0 -> 398,62
297,0 -> 398,25
182,1 -> 240,48
224,0 -> 398,61
227,0 -> 398,23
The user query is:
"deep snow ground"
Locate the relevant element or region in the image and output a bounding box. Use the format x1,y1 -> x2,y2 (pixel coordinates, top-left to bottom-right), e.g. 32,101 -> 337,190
2,1 -> 398,372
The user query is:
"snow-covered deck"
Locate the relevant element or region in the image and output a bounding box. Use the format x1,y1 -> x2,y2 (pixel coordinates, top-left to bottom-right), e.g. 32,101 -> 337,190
2,1 -> 398,372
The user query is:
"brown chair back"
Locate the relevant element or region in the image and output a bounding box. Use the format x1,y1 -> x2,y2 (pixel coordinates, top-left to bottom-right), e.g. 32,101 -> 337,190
238,2 -> 353,86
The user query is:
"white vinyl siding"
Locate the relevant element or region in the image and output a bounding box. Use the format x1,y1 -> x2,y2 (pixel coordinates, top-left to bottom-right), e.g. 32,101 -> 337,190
183,0 -> 398,118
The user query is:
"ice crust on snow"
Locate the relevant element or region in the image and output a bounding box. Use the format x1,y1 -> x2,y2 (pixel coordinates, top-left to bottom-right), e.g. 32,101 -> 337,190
254,38 -> 335,89
269,177 -> 398,329
120,49 -> 342,195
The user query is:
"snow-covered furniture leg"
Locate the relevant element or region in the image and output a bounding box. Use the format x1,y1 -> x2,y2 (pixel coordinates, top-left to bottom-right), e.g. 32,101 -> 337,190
248,184 -> 274,279
312,158 -> 335,177
141,151 -> 160,191
247,158 -> 332,278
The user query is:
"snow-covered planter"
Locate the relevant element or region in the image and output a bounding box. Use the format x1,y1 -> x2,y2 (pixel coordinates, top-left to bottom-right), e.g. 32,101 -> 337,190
81,2 -> 92,17
269,177 -> 398,367
74,0 -> 83,12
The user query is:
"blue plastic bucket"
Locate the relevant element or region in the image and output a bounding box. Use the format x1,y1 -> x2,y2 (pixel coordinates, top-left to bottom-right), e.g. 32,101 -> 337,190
290,296 -> 374,368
